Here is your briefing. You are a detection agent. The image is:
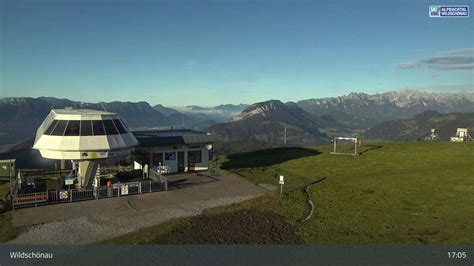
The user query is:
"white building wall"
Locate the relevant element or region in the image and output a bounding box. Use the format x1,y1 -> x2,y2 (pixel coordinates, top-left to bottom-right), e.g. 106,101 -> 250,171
162,150 -> 178,173
135,144 -> 210,174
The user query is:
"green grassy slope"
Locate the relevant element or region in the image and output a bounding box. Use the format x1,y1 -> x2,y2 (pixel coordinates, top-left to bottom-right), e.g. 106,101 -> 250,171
105,142 -> 474,244
0,181 -> 23,242
222,142 -> 474,244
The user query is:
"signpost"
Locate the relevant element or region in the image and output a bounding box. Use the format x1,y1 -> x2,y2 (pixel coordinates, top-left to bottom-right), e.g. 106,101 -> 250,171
65,178 -> 74,191
279,175 -> 284,196
121,184 -> 129,196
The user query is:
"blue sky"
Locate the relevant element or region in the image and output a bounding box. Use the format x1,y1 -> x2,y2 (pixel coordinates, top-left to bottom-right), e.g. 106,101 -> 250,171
1,0 -> 473,106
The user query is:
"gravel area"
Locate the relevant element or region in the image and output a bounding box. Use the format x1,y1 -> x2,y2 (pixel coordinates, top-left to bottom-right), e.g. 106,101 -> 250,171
9,171 -> 266,244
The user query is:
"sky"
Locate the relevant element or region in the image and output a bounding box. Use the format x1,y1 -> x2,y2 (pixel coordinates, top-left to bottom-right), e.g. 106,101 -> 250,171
1,0 -> 473,106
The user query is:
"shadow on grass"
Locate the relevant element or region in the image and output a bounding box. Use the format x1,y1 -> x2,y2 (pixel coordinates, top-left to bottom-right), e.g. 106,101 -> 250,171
358,144 -> 383,155
221,147 -> 321,169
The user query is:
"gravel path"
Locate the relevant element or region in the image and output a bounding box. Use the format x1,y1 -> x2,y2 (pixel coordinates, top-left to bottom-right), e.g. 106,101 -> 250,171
9,171 -> 266,244
9,195 -> 258,244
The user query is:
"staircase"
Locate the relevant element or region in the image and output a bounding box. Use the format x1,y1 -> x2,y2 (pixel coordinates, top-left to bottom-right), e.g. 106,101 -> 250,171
79,161 -> 100,188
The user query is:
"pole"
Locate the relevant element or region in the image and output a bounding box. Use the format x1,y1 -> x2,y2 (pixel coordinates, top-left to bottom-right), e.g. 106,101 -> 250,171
280,184 -> 282,196
9,162 -> 12,193
355,139 -> 357,156
333,138 -> 336,154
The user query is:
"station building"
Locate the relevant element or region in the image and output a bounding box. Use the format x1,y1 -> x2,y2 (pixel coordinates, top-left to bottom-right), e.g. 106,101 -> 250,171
132,130 -> 218,173
32,108 -> 218,186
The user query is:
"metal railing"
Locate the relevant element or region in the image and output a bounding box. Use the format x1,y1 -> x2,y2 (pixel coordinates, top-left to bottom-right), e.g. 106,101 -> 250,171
11,179 -> 168,209
149,167 -> 169,191
11,192 -> 49,209
20,169 -> 70,179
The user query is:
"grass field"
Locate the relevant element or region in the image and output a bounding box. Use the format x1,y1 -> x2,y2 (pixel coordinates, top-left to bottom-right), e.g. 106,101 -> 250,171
104,142 -> 473,244
0,180 -> 22,242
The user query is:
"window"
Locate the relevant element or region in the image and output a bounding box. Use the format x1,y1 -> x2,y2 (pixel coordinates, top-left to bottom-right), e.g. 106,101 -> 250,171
64,121 -> 80,136
188,150 -> 202,163
113,119 -> 128,134
103,120 -> 118,135
80,120 -> 93,136
44,120 -> 59,135
92,120 -> 106,135
43,119 -> 126,136
51,120 -> 68,136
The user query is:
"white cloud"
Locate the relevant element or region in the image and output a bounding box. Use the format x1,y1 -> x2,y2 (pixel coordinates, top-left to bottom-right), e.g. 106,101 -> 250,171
396,48 -> 474,70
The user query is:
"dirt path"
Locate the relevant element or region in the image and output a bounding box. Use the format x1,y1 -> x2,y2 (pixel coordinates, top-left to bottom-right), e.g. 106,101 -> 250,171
297,177 -> 326,227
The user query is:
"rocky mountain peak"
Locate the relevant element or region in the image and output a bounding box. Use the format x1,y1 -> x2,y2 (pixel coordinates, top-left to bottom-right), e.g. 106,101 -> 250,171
231,100 -> 286,121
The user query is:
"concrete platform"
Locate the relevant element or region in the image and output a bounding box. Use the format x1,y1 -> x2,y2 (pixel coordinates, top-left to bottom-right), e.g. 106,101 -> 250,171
9,171 -> 266,244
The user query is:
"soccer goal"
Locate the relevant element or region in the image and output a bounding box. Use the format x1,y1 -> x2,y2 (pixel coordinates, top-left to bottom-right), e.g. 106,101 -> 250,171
331,137 -> 358,156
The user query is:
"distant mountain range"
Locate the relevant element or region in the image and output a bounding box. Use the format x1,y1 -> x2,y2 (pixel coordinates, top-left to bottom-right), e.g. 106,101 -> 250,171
297,90 -> 474,128
0,97 -> 53,145
0,96 -> 248,146
0,90 -> 473,147
363,111 -> 474,141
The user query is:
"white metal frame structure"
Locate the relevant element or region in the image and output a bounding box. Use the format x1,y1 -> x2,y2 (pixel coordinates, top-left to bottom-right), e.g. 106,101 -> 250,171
331,137 -> 358,156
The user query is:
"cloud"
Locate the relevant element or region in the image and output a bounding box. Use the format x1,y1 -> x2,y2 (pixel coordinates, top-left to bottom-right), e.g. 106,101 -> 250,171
403,83 -> 474,92
396,48 -> 474,70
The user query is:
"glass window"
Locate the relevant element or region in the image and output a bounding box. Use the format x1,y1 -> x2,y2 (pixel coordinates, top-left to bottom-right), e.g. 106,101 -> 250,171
44,120 -> 59,135
80,120 -> 93,136
113,119 -> 128,134
92,120 -> 106,135
188,150 -> 202,163
51,120 -> 68,136
103,120 -> 118,135
64,121 -> 80,136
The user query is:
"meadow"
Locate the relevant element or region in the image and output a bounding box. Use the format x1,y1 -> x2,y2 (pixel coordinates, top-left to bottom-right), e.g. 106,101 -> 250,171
103,142 -> 474,244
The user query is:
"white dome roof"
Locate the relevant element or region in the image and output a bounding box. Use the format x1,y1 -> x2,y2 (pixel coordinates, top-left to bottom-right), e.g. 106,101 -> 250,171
33,109 -> 139,160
